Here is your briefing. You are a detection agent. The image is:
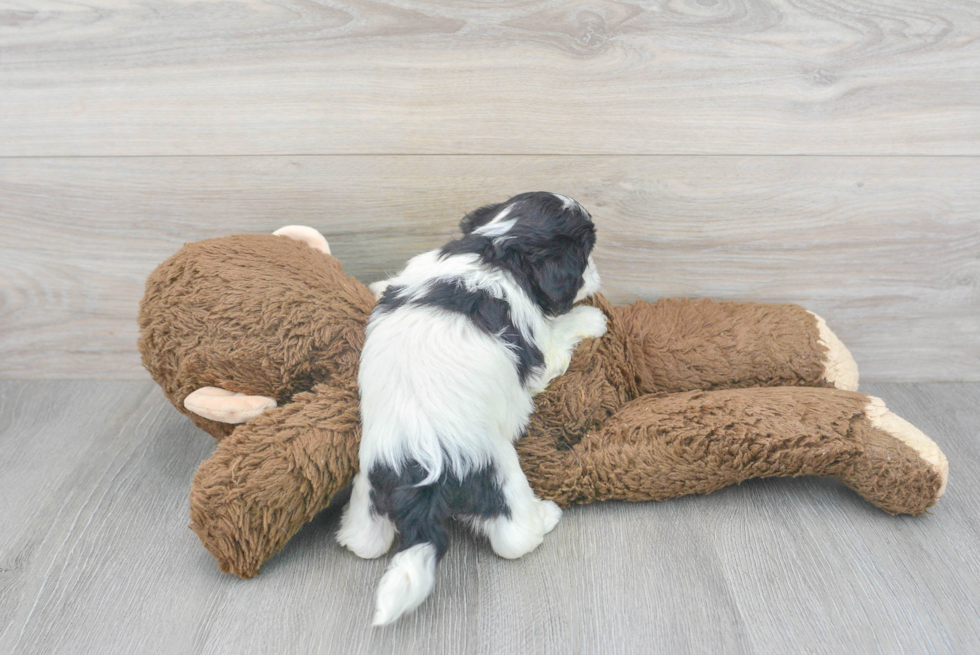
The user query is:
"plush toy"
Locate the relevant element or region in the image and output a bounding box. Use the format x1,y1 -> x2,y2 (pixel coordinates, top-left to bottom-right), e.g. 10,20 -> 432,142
138,228 -> 948,579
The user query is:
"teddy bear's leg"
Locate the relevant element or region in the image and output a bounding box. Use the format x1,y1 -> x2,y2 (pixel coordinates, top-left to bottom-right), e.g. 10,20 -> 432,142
517,387 -> 947,516
190,381 -> 361,578
272,225 -> 331,255
470,446 -> 562,559
612,298 -> 859,395
336,472 -> 396,559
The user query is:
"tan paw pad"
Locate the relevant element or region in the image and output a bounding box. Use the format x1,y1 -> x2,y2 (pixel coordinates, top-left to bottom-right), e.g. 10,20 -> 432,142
184,386 -> 277,424
808,311 -> 860,391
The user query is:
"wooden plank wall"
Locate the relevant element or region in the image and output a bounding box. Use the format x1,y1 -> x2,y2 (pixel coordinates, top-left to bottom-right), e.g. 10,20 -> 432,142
1,0 -> 978,380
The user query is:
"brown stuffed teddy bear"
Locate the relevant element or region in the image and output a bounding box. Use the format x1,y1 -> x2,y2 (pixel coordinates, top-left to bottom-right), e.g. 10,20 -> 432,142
138,227 -> 948,580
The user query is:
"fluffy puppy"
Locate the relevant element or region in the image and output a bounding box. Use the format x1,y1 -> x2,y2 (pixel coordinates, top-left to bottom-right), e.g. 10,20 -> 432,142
338,192 -> 607,625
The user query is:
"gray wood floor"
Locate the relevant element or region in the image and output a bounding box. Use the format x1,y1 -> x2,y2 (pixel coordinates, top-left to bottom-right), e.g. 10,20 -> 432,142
1,380 -> 977,654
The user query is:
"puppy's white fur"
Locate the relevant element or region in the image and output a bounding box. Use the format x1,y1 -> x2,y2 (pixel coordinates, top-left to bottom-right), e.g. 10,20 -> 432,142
337,473 -> 395,559
372,544 -> 437,626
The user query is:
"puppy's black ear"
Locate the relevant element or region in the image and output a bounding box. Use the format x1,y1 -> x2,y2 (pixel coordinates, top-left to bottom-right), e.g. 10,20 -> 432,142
460,202 -> 504,235
524,229 -> 594,315
528,251 -> 586,316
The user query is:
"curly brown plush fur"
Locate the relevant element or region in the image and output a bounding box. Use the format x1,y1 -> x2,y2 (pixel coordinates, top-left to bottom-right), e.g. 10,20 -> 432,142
138,233 -> 948,579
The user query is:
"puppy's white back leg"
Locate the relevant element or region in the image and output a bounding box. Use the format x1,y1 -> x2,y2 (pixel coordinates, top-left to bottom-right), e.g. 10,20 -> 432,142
337,472 -> 395,559
480,448 -> 562,559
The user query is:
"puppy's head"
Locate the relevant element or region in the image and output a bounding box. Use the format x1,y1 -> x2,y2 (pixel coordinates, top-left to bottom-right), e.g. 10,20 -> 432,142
458,192 -> 600,316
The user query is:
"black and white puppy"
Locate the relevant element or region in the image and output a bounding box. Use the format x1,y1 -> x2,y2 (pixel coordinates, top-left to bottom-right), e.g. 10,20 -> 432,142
338,192 -> 606,625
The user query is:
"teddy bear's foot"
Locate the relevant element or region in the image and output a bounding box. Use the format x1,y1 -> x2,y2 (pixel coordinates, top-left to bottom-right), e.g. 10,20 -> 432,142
847,395 -> 949,508
272,225 -> 331,255
184,386 -> 277,424
808,311 -> 859,391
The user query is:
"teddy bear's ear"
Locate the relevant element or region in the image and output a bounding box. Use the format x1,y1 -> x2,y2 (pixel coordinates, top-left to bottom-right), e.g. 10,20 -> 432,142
273,225 -> 331,255
189,382 -> 361,578
184,387 -> 277,424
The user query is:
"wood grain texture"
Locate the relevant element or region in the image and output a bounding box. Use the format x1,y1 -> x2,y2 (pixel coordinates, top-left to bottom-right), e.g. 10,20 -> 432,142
1,380 -> 977,653
0,381 -> 154,636
0,381 -> 228,654
2,155 -> 977,380
1,0 -> 979,156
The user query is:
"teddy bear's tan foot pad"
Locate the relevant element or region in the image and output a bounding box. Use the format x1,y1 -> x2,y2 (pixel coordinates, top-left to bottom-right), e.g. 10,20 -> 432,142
273,225 -> 331,255
184,387 -> 278,424
808,311 -> 859,391
866,396 -> 949,498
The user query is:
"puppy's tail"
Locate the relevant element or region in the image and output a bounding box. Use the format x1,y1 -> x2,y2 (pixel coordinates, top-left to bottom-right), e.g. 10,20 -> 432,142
372,480 -> 449,626
373,541 -> 440,626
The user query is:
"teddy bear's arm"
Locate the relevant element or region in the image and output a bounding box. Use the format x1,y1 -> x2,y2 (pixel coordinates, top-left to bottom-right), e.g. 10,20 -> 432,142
612,298 -> 859,394
189,381 -> 361,579
517,387 -> 947,516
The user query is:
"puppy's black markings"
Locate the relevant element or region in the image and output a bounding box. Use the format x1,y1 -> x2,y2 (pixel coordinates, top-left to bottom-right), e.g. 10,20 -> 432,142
374,285 -> 409,314
418,281 -> 544,384
373,280 -> 544,385
368,461 -> 509,560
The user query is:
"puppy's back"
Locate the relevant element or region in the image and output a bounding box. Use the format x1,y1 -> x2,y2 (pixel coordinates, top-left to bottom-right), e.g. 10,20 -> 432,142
358,302 -> 533,482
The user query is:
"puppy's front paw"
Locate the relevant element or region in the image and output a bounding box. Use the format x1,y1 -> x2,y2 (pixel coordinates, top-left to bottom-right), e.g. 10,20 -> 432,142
568,305 -> 608,340
527,380 -> 549,396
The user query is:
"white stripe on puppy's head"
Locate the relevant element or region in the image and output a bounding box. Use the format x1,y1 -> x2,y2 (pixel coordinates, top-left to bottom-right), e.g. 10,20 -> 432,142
472,204 -> 517,239
460,192 -> 592,236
